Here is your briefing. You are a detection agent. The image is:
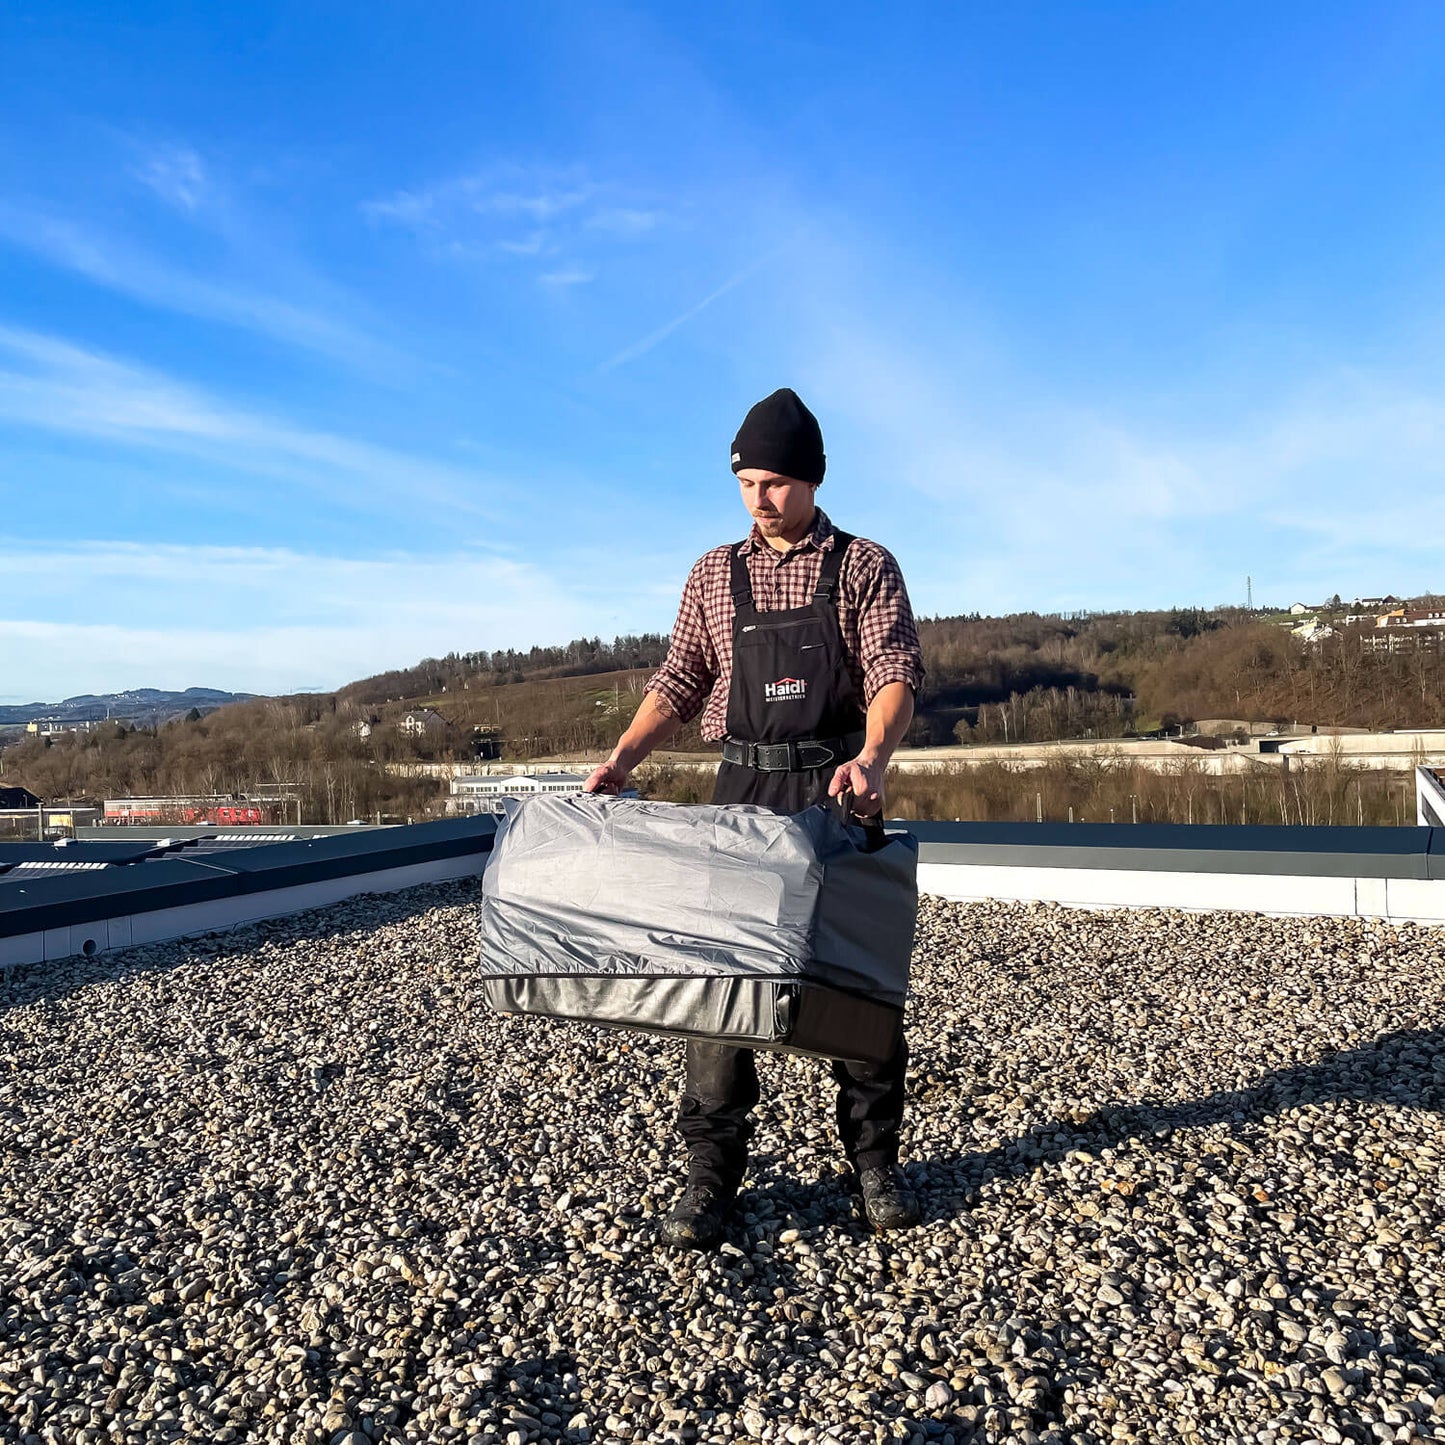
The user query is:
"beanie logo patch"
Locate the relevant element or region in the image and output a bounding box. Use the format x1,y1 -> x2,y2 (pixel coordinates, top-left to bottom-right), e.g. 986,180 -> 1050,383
764,676 -> 808,702
731,452 -> 742,464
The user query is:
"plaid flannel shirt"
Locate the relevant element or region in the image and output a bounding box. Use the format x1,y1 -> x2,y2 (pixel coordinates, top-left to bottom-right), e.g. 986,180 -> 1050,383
645,509 -> 926,742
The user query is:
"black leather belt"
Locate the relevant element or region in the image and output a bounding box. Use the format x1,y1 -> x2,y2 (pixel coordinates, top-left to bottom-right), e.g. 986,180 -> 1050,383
721,732 -> 864,772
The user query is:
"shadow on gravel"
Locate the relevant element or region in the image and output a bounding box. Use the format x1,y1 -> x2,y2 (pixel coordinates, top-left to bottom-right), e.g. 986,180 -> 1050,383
615,1028 -> 1444,1251
914,1023 -> 1445,1221
653,1027 -> 1445,1242
667,1029 -> 1445,1445
483,1347 -> 583,1440
0,877 -> 477,1014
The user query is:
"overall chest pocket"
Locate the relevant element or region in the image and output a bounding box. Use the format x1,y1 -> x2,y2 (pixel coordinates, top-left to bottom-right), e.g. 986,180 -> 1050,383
736,613 -> 831,653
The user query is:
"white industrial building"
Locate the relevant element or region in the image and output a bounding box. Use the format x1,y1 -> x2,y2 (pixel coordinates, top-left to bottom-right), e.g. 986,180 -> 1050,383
448,771 -> 593,816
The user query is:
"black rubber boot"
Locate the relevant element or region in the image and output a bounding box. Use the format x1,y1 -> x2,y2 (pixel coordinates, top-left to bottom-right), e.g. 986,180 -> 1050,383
658,1179 -> 734,1250
857,1164 -> 921,1231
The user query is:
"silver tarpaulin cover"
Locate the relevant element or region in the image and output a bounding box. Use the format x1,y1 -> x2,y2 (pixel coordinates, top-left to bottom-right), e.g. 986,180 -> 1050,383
477,794 -> 917,1064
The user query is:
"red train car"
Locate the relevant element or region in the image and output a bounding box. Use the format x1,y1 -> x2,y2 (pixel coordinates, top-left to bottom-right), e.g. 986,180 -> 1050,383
103,797 -> 275,826
208,804 -> 266,825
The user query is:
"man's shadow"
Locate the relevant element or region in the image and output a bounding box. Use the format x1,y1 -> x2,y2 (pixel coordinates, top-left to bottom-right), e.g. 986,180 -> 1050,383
909,1023 -> 1444,1215
735,1024 -> 1442,1220
706,1026 -> 1445,1438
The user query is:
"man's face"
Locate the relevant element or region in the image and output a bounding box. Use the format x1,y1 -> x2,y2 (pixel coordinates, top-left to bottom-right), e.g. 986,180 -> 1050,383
736,470 -> 818,544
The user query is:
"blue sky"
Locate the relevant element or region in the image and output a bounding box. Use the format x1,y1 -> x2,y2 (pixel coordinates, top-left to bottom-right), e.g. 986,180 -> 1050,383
5,2 -> 1445,700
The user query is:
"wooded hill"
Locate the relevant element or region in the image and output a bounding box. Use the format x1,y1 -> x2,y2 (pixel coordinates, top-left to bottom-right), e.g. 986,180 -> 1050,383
916,604 -> 1445,741
7,602 -> 1445,824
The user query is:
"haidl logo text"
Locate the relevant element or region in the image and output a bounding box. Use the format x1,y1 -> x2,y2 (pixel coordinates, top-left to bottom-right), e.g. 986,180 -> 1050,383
764,676 -> 808,702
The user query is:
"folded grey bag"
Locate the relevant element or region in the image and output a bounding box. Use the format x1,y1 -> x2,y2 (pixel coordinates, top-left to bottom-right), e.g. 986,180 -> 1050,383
478,794 -> 917,1065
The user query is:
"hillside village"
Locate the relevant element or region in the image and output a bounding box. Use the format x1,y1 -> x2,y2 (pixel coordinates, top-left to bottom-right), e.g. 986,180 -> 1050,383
1285,595 -> 1445,653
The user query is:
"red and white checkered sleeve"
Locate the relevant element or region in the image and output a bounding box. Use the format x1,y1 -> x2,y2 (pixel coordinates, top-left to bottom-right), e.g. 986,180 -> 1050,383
644,555 -> 720,723
852,544 -> 927,704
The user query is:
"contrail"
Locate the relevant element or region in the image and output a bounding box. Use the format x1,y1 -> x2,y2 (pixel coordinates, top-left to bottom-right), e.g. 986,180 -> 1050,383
599,252 -> 777,372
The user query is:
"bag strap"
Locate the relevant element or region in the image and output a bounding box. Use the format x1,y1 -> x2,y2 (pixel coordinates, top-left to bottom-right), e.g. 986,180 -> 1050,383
814,531 -> 855,603
729,541 -> 754,608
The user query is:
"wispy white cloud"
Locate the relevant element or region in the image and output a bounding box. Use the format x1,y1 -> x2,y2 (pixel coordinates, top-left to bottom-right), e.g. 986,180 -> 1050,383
804,312 -> 1445,612
0,540 -> 656,698
539,266 -> 595,288
0,206 -> 406,372
132,143 -> 210,212
496,231 -> 551,257
586,207 -> 663,237
363,168 -> 597,229
486,183 -> 595,222
0,326 -> 489,520
364,162 -> 665,285
359,188 -> 433,229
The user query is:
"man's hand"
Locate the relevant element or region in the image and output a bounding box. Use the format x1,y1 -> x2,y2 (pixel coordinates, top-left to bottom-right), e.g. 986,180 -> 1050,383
831,683 -> 912,819
584,757 -> 630,795
829,754 -> 884,817
586,692 -> 680,796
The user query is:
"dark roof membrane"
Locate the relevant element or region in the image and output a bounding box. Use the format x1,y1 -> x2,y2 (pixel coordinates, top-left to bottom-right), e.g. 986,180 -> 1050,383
0,817 -> 496,939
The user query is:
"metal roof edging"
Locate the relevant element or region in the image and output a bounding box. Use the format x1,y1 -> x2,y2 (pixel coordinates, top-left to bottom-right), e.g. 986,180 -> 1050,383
904,821 -> 1436,880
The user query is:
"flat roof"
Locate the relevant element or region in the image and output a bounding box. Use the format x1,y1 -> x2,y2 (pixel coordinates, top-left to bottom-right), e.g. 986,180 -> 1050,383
3,880 -> 1439,1442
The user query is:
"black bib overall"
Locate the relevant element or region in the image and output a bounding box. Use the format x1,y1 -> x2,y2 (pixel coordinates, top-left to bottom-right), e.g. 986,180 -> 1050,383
677,531 -> 909,1192
713,530 -> 865,811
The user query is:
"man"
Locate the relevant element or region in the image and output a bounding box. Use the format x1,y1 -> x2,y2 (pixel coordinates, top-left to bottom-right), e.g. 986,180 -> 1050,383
584,388 -> 925,1249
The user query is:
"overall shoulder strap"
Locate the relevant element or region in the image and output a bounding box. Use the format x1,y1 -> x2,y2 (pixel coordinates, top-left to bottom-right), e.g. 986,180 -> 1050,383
814,531 -> 855,603
729,541 -> 754,608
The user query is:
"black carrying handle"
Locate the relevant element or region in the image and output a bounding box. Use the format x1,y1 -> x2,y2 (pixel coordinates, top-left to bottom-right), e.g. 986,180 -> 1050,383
834,784 -> 887,851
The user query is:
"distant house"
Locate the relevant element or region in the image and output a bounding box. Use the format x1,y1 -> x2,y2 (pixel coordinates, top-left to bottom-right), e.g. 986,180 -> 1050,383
353,715 -> 379,740
1292,620 -> 1335,645
400,708 -> 450,737
1288,602 -> 1312,616
0,786 -> 41,809
1370,608 -> 1445,629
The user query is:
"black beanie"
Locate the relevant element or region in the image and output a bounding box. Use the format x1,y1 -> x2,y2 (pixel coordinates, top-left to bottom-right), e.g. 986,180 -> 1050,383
730,388 -> 826,485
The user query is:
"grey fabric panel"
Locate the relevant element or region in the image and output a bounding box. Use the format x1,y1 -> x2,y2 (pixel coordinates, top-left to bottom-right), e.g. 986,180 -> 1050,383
482,973 -> 784,1044
478,795 -> 916,1005
479,795 -> 819,981
810,827 -> 916,1007
481,973 -> 902,1066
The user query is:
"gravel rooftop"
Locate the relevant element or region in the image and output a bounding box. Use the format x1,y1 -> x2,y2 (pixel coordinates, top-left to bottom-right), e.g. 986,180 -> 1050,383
1,882 -> 1443,1445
